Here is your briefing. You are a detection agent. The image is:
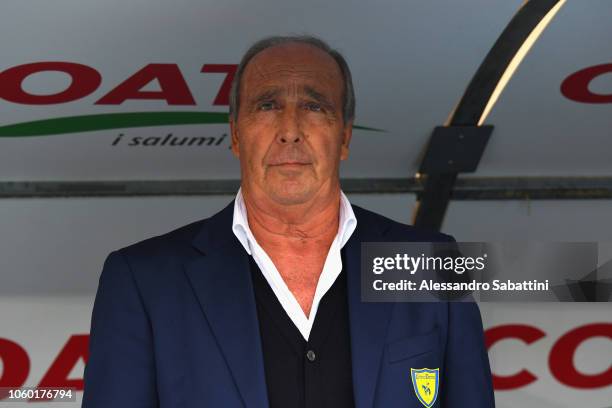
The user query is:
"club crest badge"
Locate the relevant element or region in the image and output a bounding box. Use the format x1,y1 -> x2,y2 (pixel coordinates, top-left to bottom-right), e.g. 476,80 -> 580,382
411,368 -> 439,407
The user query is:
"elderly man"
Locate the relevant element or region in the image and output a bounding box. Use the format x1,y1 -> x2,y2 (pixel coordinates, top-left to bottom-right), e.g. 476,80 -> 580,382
82,36 -> 494,408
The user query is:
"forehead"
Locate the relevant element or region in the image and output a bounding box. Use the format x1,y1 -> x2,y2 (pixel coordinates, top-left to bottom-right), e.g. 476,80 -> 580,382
241,43 -> 343,96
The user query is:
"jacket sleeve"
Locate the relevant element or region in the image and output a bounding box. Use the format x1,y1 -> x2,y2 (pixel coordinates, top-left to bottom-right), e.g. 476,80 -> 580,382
440,301 -> 495,407
82,250 -> 158,408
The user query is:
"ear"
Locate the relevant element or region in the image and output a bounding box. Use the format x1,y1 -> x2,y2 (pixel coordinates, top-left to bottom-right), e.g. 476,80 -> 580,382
229,116 -> 240,158
340,120 -> 353,161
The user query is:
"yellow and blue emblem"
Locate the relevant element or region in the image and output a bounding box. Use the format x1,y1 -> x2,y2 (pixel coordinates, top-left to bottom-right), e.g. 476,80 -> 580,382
411,368 -> 439,407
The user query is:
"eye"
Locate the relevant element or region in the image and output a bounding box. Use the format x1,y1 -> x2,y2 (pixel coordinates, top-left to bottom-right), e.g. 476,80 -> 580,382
305,102 -> 323,112
258,101 -> 277,111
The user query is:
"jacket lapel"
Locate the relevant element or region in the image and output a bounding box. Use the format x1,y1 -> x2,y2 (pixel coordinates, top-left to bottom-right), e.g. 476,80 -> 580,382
184,201 -> 269,408
346,207 -> 395,408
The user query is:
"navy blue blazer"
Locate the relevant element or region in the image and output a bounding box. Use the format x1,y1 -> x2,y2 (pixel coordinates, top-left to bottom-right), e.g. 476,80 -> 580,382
82,201 -> 495,408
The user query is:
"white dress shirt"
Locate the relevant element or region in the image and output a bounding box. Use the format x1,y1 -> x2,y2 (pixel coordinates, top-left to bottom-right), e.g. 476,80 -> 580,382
232,188 -> 357,341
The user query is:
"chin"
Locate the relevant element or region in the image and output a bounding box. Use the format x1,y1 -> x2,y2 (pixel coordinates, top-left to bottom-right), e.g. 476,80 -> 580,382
268,183 -> 316,206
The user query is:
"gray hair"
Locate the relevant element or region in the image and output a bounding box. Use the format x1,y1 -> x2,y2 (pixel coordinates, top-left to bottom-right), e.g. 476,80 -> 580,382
229,35 -> 355,123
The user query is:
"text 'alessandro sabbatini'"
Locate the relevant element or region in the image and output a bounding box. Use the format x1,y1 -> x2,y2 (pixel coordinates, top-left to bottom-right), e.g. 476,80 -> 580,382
371,253 -> 549,292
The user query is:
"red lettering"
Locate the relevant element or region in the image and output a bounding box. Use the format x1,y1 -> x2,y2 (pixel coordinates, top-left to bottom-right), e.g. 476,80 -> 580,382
0,338 -> 30,400
0,62 -> 101,104
33,335 -> 89,401
96,63 -> 195,105
561,63 -> 612,103
549,323 -> 612,389
485,324 -> 546,390
201,64 -> 237,105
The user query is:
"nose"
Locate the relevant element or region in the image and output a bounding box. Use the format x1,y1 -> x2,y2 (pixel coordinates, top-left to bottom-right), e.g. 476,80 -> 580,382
276,107 -> 303,144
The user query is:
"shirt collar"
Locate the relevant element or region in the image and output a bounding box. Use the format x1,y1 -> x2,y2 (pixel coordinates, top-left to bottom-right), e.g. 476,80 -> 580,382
232,187 -> 357,255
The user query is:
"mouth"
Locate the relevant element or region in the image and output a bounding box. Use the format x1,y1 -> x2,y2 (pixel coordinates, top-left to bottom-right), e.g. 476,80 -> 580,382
267,162 -> 312,176
268,162 -> 312,167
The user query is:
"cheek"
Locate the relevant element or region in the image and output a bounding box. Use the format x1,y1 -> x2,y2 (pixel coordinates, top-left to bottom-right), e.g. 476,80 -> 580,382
311,134 -> 344,168
243,144 -> 267,173
238,121 -> 273,165
303,112 -> 333,127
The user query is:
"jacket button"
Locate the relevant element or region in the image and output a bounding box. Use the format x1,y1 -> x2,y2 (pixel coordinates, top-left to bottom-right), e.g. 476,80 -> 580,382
306,349 -> 316,362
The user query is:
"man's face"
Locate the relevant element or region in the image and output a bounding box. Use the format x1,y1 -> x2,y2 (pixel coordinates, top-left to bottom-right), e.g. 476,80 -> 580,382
230,42 -> 352,206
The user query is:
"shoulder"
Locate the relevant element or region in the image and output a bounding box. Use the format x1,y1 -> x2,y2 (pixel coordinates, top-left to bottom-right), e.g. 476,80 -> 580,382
111,218 -> 208,266
351,204 -> 455,243
111,200 -> 234,262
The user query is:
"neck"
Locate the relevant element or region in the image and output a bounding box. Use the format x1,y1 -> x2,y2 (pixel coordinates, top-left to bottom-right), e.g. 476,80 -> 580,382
241,184 -> 342,247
